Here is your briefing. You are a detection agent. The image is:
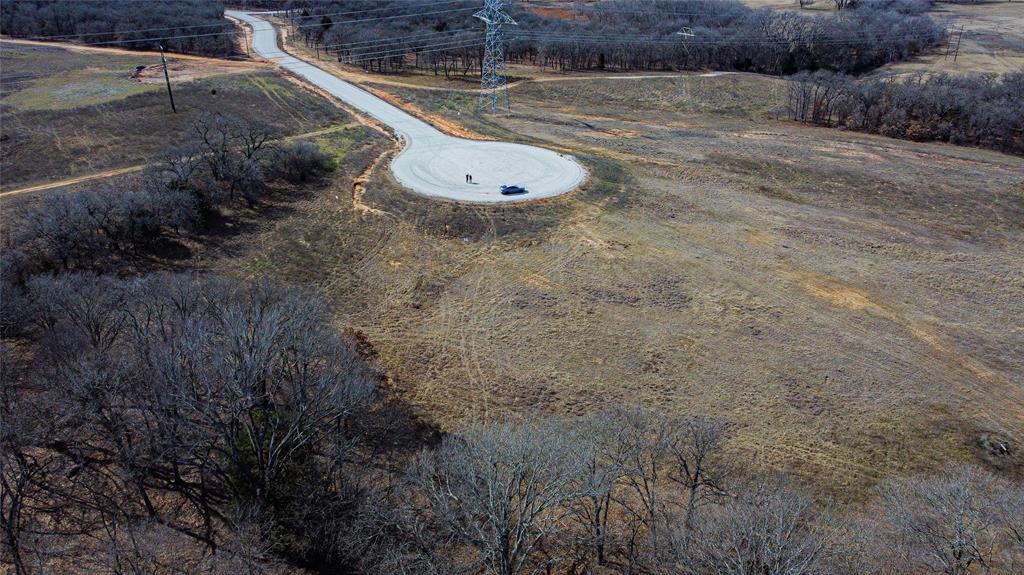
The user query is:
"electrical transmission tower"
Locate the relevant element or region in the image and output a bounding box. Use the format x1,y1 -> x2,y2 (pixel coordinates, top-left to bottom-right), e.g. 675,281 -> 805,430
475,0 -> 517,112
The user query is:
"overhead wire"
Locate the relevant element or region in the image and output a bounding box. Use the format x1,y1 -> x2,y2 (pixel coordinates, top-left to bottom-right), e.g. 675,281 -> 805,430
0,3 -> 949,90
287,0 -> 472,22
10,5 -> 480,49
322,28 -> 480,50
288,6 -> 479,32
507,30 -> 943,46
22,0 -> 472,41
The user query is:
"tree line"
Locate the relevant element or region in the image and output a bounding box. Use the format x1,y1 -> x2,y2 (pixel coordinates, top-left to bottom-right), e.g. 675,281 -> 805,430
285,0 -> 944,76
786,70 -> 1024,155
0,0 -> 235,56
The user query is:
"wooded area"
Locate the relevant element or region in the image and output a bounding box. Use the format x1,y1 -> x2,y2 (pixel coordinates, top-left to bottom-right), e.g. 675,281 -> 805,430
0,0 -> 234,56
288,0 -> 944,76
787,71 -> 1024,154
2,2 -> 1023,573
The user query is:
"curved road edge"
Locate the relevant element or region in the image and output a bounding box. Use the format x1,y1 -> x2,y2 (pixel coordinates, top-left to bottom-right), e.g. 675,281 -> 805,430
229,10 -> 586,204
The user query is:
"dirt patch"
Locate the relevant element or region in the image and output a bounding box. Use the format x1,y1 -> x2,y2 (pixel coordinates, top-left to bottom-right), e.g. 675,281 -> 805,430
352,145 -> 396,216
525,6 -> 581,21
146,52 -> 1022,498
791,271 -> 887,314
132,58 -> 259,83
789,268 -> 1016,413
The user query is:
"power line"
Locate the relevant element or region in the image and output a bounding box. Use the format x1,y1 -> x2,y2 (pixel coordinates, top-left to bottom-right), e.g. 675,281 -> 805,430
322,28 -> 479,50
0,41 -> 485,91
343,41 -> 484,64
56,29 -> 238,48
508,30 -> 943,46
28,22 -> 232,41
289,0 -> 472,22
289,6 -> 479,32
22,0 -> 469,41
334,38 -> 484,61
11,5 -> 479,51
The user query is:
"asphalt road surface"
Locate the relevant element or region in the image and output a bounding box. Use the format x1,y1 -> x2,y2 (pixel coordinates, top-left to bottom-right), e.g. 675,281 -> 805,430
229,11 -> 586,203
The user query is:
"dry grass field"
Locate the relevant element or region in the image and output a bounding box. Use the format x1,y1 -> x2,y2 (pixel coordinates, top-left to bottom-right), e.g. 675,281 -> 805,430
205,71 -> 1024,499
873,1 -> 1024,77
3,4 -> 1022,502
0,40 -> 348,192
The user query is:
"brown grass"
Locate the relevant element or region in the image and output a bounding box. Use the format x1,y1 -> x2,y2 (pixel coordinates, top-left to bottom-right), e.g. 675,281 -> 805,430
872,1 -> 1024,77
9,23 -> 1022,501
203,72 -> 1023,499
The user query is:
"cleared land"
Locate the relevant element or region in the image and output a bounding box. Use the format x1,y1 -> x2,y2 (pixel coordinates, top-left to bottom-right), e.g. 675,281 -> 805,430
872,1 -> 1024,77
0,40 -> 348,192
4,6 -> 1022,499
201,70 -> 1024,498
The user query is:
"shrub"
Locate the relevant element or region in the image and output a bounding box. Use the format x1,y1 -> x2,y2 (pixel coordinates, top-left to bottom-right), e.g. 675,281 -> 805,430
270,140 -> 336,184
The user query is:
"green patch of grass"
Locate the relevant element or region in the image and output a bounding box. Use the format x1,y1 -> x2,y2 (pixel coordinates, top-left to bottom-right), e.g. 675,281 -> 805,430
248,74 -> 299,101
4,67 -> 160,110
578,153 -> 632,206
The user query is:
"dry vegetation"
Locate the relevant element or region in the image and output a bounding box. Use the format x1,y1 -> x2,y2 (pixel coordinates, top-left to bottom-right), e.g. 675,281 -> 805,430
3,2 -> 1022,506
873,1 -> 1024,76
3,4 -> 1024,572
0,40 -> 345,192
199,70 -> 1024,499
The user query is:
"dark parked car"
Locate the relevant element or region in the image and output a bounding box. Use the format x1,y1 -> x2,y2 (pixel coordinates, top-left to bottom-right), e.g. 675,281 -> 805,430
500,185 -> 527,195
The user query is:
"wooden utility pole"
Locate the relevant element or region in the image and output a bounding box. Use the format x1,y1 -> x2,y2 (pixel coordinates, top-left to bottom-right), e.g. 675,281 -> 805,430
159,45 -> 176,113
952,25 -> 965,62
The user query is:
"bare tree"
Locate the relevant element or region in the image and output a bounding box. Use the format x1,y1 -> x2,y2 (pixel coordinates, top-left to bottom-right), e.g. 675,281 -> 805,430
608,406 -> 676,571
269,141 -> 336,184
673,476 -> 839,575
0,347 -> 37,575
563,411 -> 632,570
879,465 -> 1019,575
190,113 -> 273,204
666,414 -> 731,544
12,273 -> 379,567
408,419 -> 592,575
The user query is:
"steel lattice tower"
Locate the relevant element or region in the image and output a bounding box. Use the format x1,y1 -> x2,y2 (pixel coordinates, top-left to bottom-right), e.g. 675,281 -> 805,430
474,0 -> 517,112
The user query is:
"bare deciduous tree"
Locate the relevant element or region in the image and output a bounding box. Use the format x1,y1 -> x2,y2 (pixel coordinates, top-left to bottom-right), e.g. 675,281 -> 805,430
666,414 -> 731,544
879,465 -> 1020,575
190,113 -> 273,204
10,273 -> 379,569
673,477 -> 839,575
409,419 -> 592,575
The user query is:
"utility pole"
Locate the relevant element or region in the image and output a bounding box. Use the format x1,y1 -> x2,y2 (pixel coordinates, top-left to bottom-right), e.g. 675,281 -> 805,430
475,0 -> 516,113
159,45 -> 177,113
952,25 -> 965,62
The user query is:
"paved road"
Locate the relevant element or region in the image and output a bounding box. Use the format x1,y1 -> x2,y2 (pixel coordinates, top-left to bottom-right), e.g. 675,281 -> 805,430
229,11 -> 585,203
